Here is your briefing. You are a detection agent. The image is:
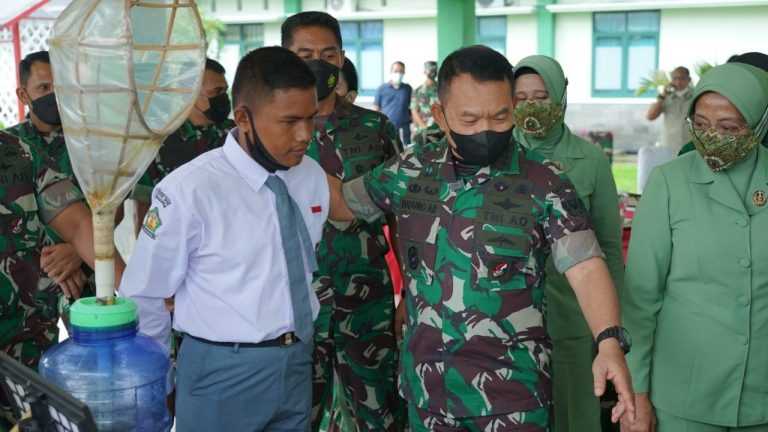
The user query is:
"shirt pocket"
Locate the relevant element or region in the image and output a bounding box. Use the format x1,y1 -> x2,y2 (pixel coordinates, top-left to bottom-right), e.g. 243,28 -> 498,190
471,215 -> 533,292
397,213 -> 439,286
337,130 -> 386,180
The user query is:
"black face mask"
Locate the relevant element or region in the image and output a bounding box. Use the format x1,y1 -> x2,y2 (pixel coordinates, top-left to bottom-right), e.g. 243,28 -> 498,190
30,92 -> 62,126
306,59 -> 340,101
442,108 -> 513,166
449,128 -> 514,166
243,108 -> 288,173
204,92 -> 231,123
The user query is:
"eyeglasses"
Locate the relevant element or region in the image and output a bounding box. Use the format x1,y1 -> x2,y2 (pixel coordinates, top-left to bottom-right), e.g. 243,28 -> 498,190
687,118 -> 750,137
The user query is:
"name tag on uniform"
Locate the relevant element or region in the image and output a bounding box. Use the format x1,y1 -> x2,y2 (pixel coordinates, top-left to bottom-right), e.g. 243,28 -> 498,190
311,205 -> 322,214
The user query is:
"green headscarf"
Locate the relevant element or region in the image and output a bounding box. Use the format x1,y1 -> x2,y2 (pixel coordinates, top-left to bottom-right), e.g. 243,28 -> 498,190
689,63 -> 768,143
512,55 -> 568,158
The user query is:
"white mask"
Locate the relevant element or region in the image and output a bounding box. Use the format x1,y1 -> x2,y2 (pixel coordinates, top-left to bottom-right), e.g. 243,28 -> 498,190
391,72 -> 404,86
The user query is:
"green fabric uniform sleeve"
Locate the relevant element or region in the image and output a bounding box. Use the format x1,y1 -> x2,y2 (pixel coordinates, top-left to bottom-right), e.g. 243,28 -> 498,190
343,154 -> 403,222
622,167 -> 672,393
131,171 -> 154,203
589,156 -> 625,292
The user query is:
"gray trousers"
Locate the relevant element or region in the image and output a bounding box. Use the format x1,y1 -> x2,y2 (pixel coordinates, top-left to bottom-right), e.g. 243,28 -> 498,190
175,335 -> 312,431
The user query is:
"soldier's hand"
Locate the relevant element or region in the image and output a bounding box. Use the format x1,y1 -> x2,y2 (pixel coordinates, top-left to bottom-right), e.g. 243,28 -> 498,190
394,298 -> 406,343
621,393 -> 656,432
41,244 -> 84,283
593,339 -> 636,424
59,269 -> 86,299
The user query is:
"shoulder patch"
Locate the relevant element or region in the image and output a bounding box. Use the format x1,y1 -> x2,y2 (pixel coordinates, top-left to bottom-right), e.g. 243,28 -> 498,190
142,207 -> 162,239
155,188 -> 172,208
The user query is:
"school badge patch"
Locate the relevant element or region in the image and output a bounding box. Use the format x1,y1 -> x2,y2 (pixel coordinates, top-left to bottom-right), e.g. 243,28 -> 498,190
142,207 -> 162,239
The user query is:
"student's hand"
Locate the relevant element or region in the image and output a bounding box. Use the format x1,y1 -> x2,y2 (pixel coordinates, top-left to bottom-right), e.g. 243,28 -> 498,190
593,339 -> 636,424
41,243 -> 83,283
327,175 -> 356,222
621,393 -> 656,432
58,269 -> 87,299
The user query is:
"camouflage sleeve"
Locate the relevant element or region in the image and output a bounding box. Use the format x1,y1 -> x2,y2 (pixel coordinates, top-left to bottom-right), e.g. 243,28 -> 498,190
342,153 -> 403,222
32,155 -> 85,224
542,168 -> 604,273
381,116 -> 403,156
409,86 -> 420,111
131,171 -> 154,203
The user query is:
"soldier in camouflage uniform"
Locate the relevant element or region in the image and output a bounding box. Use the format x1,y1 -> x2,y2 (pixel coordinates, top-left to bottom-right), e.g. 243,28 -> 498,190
132,58 -> 234,226
410,61 -> 439,137
282,11 -> 406,432
0,130 -> 100,369
7,51 -> 90,304
328,46 -> 636,431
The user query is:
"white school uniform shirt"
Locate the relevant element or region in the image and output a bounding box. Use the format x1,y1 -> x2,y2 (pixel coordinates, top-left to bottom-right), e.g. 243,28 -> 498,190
120,131 -> 329,350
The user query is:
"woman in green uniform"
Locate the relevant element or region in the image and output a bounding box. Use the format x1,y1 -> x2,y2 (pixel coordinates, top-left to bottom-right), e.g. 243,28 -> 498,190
512,55 -> 625,432
623,63 -> 768,431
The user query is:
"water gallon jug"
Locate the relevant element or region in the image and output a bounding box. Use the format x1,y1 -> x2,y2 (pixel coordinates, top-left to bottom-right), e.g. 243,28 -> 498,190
39,297 -> 171,431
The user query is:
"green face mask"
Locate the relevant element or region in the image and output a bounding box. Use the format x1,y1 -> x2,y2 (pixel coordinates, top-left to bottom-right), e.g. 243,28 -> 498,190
691,125 -> 760,172
513,100 -> 563,138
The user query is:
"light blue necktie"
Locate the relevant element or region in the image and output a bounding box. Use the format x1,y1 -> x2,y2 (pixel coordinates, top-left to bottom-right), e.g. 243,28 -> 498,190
265,175 -> 316,342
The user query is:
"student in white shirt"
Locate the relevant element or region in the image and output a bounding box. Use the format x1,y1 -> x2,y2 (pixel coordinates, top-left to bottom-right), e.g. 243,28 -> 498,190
120,46 -> 329,431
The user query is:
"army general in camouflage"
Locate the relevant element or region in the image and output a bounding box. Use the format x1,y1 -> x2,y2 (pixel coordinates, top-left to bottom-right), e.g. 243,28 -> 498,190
0,130 -> 106,370
132,58 -> 234,229
327,46 -> 636,431
283,12 -> 406,432
7,51 -> 91,302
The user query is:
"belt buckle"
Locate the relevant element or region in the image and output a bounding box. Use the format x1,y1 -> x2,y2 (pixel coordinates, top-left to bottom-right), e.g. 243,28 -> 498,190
282,332 -> 295,347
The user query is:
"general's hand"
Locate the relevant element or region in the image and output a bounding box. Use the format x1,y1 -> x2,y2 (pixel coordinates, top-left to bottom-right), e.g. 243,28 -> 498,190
593,339 -> 636,424
621,393 -> 656,432
41,243 -> 83,283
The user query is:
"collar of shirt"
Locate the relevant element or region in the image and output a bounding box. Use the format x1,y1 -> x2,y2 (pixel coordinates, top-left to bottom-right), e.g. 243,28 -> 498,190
223,128 -> 270,192
318,98 -> 360,137
425,136 -> 521,188
176,119 -> 198,141
20,120 -> 62,145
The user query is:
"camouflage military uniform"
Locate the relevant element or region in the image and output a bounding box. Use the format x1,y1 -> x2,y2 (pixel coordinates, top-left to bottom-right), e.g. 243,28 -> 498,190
343,137 -> 603,431
410,83 -> 439,135
132,119 -> 234,202
0,130 -> 84,368
411,123 -> 444,149
306,99 -> 405,432
5,121 -> 95,304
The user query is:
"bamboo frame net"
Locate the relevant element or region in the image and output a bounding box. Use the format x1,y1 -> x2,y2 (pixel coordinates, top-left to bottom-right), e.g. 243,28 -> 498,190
49,0 -> 206,300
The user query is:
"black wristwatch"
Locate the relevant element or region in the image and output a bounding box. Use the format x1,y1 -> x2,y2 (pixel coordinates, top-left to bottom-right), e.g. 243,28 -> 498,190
594,326 -> 632,354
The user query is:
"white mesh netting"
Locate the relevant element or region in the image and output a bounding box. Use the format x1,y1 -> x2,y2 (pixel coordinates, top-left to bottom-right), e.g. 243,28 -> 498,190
0,19 -> 54,127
